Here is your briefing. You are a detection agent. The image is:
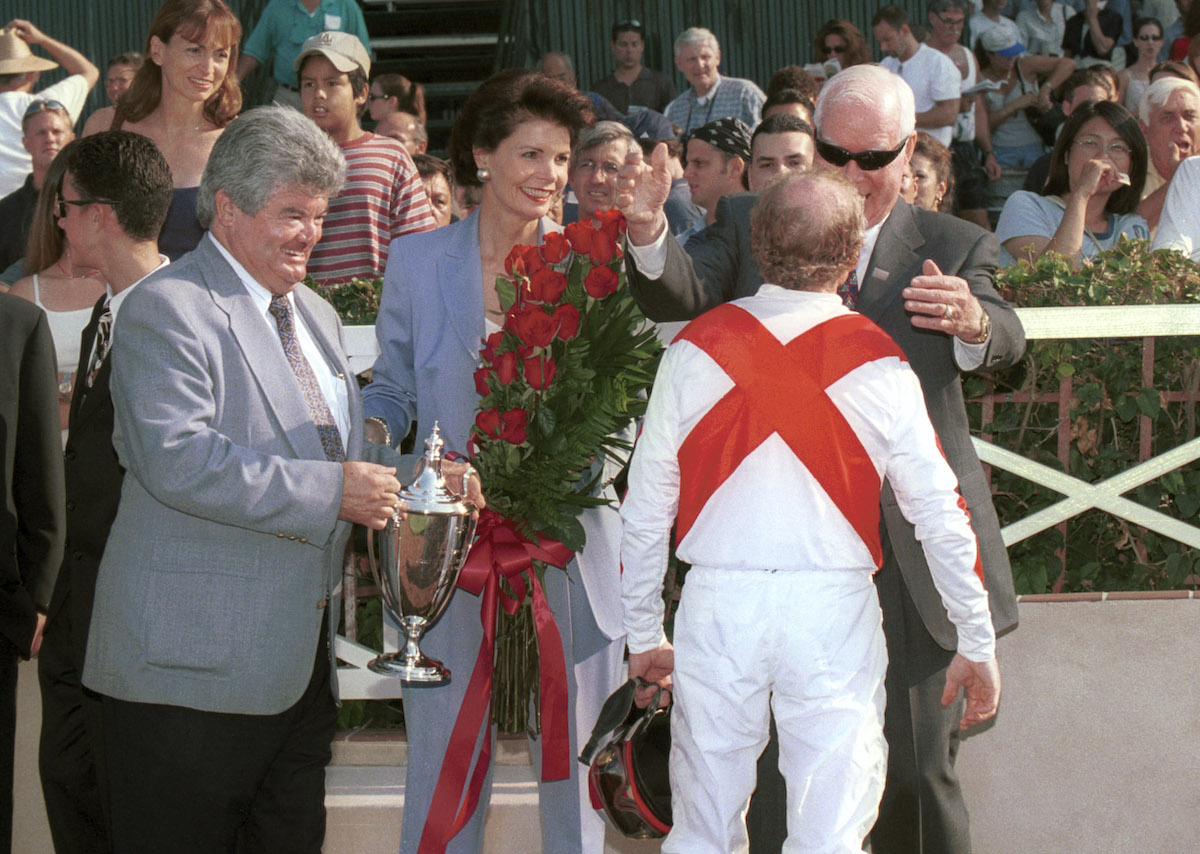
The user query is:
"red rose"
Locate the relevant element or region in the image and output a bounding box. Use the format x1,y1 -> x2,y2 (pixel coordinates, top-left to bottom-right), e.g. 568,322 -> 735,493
475,408 -> 503,438
479,331 -> 503,362
553,303 -> 580,340
595,208 -> 626,241
473,366 -> 491,396
499,408 -> 528,444
523,354 -> 557,390
503,244 -> 545,278
528,267 -> 568,303
494,350 -> 519,385
584,264 -> 620,299
588,232 -> 618,266
507,303 -> 557,348
540,231 -> 571,263
565,220 -> 593,256
504,245 -> 526,276
522,245 -> 546,277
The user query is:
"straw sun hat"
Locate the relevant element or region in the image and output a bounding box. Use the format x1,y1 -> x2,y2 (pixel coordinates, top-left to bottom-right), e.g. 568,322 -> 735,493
0,28 -> 58,75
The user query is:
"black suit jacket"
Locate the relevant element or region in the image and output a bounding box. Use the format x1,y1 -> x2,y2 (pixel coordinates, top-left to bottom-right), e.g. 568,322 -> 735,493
0,293 -> 65,656
44,297 -> 124,666
627,193 -> 1023,647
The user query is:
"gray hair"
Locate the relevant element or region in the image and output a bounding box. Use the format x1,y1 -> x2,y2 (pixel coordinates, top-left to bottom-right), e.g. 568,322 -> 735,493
814,64 -> 916,142
197,106 -> 346,227
1139,76 -> 1200,125
571,120 -> 635,171
674,27 -> 719,57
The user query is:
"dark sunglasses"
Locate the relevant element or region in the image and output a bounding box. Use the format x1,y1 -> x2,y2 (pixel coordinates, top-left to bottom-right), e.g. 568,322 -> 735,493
825,44 -> 847,54
815,136 -> 910,171
55,196 -> 117,219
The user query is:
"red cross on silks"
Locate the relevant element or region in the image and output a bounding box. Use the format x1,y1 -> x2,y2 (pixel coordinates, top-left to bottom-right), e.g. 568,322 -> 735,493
674,304 -> 908,568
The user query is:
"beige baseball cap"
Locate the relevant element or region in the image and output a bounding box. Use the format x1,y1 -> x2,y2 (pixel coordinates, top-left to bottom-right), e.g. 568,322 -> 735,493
294,31 -> 370,76
0,28 -> 58,75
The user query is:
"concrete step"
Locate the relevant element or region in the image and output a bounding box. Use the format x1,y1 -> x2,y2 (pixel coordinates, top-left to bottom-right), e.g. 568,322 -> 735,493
324,735 -> 664,854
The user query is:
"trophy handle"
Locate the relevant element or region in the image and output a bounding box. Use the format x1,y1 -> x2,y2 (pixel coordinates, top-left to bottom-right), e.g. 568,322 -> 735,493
365,509 -> 395,595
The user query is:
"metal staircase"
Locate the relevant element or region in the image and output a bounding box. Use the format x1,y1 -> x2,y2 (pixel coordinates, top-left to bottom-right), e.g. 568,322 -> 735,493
360,0 -> 528,153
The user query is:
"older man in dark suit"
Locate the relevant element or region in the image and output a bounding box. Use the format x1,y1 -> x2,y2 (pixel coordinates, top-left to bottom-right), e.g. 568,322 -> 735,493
37,130 -> 173,854
617,63 -> 1023,854
0,289 -> 64,854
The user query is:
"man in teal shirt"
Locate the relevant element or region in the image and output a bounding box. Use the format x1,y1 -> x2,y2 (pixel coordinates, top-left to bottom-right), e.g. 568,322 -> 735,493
237,0 -> 371,109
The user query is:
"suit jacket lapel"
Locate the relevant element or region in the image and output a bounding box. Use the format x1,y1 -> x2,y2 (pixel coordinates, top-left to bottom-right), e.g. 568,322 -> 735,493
436,212 -> 563,360
199,238 -> 328,462
438,211 -> 486,358
70,297 -> 110,424
859,202 -> 924,319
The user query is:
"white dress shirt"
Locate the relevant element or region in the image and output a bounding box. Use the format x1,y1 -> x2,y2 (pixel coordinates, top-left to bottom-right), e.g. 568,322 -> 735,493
209,233 -> 351,441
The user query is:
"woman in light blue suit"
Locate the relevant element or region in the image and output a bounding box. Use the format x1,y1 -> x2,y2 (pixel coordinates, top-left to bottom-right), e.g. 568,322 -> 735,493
363,70 -> 626,854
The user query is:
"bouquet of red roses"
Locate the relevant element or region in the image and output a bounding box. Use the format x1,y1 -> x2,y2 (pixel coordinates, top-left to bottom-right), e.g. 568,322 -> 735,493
470,209 -> 662,733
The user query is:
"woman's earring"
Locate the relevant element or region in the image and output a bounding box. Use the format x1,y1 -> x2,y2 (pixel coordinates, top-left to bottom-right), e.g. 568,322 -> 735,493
476,167 -> 490,182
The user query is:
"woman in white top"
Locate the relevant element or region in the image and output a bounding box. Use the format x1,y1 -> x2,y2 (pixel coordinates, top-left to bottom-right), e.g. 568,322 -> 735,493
9,154 -> 107,431
1121,18 -> 1168,111
997,100 -> 1150,268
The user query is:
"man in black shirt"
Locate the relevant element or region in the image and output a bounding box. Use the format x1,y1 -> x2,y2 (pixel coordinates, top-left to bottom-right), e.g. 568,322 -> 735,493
591,19 -> 675,115
0,99 -> 74,281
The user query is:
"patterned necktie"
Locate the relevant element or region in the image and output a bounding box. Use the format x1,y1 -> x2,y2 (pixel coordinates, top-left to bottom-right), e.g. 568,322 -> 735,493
267,294 -> 346,462
837,269 -> 859,310
85,298 -> 113,388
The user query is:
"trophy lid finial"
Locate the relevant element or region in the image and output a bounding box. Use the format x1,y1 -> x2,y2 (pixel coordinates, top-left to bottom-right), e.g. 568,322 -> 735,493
399,423 -> 470,516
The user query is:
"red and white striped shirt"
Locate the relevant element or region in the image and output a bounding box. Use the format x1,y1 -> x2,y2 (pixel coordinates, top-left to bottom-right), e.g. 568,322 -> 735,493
307,132 -> 436,284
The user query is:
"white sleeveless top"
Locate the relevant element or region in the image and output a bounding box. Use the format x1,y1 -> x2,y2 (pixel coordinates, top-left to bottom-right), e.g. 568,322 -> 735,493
32,272 -> 95,375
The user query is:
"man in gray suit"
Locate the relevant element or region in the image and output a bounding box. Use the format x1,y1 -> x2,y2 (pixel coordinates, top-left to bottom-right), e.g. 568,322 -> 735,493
618,64 -> 1022,854
81,106 -> 408,853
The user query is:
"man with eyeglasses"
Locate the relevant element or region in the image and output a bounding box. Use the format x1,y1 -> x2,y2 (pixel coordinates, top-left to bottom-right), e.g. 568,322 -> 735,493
0,19 -> 98,198
0,99 -> 74,282
591,20 -> 676,116
617,62 -> 1023,854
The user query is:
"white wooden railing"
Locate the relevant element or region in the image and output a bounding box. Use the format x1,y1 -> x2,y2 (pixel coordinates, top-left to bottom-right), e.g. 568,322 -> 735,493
333,306 -> 1200,698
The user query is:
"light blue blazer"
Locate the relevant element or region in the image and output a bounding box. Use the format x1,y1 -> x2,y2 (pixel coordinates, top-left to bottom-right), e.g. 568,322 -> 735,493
363,211 -> 624,639
83,236 -> 393,715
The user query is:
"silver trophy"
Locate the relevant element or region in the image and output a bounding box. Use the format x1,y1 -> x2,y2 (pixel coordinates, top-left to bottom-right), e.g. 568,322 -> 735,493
367,423 -> 477,683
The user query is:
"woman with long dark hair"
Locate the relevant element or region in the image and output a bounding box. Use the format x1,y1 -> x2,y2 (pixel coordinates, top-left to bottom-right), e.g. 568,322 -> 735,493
82,0 -> 241,259
997,100 -> 1149,268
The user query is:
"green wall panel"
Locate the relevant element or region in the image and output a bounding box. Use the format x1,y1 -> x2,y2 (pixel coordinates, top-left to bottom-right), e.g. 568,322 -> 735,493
519,0 -> 936,97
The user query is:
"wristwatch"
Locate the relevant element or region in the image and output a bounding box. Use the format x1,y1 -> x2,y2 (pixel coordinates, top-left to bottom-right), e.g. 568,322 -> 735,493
964,309 -> 991,345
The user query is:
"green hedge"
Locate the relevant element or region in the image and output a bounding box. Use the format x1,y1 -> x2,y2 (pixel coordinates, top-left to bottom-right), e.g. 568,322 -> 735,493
971,240 -> 1200,595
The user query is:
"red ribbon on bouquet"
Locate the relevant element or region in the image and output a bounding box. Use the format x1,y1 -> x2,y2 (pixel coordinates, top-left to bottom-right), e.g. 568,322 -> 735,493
417,508 -> 573,854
